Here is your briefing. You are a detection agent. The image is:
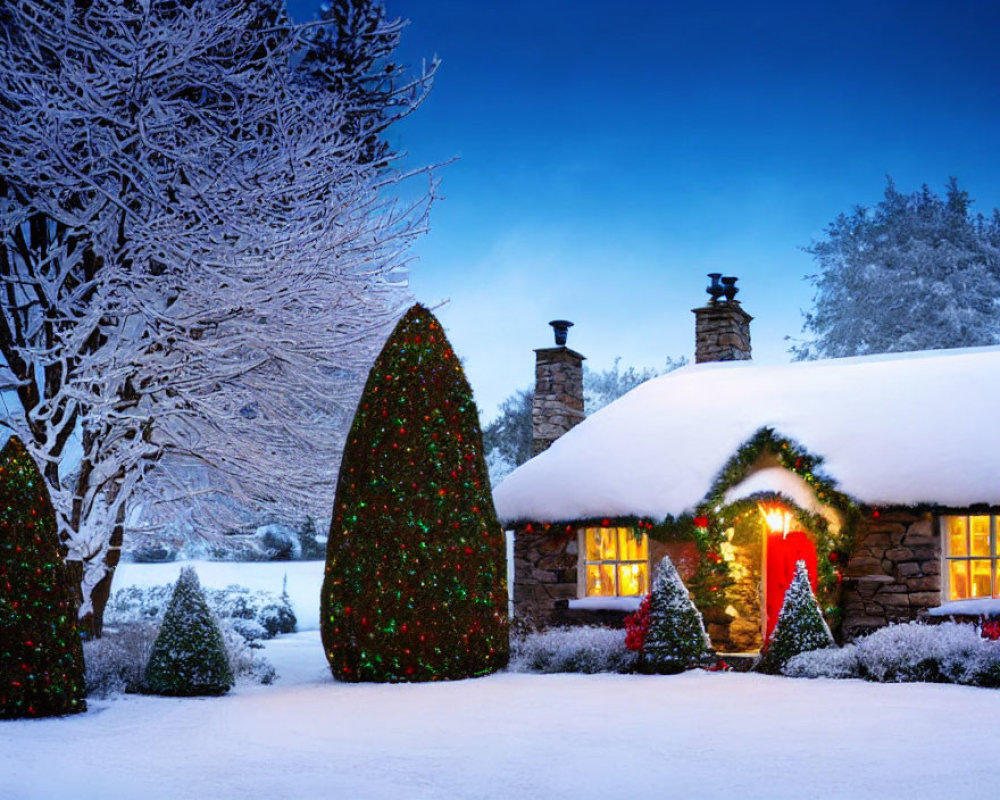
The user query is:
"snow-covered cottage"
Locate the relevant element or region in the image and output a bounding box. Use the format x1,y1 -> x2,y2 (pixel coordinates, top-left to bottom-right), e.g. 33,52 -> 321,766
493,277 -> 1000,650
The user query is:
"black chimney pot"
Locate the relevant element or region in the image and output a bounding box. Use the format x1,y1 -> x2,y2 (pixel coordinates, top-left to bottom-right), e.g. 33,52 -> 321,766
549,320 -> 573,346
706,273 -> 725,303
721,276 -> 739,301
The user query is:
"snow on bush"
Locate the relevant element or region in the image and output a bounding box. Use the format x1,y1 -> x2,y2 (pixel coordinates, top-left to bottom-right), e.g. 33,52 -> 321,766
784,621 -> 1000,687
106,582 -> 295,642
509,626 -> 637,674
84,619 -> 276,699
643,556 -> 712,674
83,622 -> 159,698
144,567 -> 234,696
759,560 -> 834,674
784,643 -> 861,680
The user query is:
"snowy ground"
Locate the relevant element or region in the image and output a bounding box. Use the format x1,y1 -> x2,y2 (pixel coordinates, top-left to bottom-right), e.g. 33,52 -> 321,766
3,627 -> 1000,800
114,559 -> 326,630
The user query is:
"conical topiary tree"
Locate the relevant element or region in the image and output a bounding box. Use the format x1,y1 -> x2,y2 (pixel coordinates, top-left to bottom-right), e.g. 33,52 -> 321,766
645,555 -> 713,674
144,567 -> 233,696
321,304 -> 509,682
759,559 -> 835,674
0,436 -> 87,718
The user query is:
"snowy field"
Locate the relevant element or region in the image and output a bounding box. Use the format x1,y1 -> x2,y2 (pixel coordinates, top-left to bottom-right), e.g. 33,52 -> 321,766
2,627 -> 999,800
114,559 -> 326,630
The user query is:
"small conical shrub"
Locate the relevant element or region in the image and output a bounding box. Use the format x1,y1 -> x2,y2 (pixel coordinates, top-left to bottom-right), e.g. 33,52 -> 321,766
644,555 -> 713,674
0,436 -> 86,718
321,304 -> 509,682
144,567 -> 233,696
760,559 -> 834,674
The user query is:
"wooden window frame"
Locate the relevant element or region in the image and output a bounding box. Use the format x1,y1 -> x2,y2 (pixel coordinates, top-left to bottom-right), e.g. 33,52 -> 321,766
941,514 -> 999,601
577,526 -> 650,598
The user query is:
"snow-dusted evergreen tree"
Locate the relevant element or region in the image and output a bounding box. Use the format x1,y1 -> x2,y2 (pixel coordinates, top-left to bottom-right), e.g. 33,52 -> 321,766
644,555 -> 712,674
793,177 -> 1000,360
759,560 -> 834,674
484,357 -> 685,484
144,567 -> 233,696
0,0 -> 435,633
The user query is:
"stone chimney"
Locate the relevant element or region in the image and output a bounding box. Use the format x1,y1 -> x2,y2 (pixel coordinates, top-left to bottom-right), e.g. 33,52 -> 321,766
532,320 -> 585,456
693,273 -> 752,363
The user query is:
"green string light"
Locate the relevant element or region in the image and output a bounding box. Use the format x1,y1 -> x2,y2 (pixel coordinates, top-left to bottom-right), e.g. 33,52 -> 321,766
320,305 -> 509,682
0,437 -> 86,718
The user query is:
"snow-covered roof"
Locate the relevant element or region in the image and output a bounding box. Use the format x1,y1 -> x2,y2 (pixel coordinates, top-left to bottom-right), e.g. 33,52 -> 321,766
493,345 -> 1000,524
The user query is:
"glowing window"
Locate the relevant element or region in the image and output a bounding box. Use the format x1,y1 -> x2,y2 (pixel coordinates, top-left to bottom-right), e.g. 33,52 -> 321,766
943,515 -> 999,600
582,527 -> 649,597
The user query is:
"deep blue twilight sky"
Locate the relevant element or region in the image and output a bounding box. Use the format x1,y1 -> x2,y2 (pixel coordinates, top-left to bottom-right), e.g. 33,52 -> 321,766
287,0 -> 1000,419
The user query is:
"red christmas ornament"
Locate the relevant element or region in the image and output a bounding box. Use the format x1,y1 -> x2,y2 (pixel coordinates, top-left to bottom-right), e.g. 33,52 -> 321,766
693,516 -> 709,528
828,551 -> 839,564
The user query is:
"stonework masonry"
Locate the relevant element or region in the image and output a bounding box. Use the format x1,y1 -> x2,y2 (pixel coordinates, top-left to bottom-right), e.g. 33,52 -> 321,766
693,302 -> 753,363
841,511 -> 941,640
532,346 -> 585,456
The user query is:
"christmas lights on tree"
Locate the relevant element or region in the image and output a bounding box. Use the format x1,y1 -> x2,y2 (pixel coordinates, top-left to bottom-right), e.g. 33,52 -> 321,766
321,304 -> 509,682
0,436 -> 86,718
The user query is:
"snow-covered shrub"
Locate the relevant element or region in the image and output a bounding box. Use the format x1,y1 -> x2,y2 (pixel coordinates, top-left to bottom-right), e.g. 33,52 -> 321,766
782,621 -> 1000,687
759,560 -> 834,674
106,582 -> 296,641
854,621 -> 998,685
143,567 -> 234,696
209,584 -> 297,639
643,556 -> 712,674
255,524 -> 301,561
784,643 -> 861,679
83,622 -> 160,697
509,626 -> 637,674
85,617 -> 276,698
218,623 -> 276,686
297,518 -> 327,560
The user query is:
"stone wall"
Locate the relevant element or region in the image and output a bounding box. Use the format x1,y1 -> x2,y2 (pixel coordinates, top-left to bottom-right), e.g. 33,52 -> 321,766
531,346 -> 585,456
692,302 -> 753,363
512,531 -> 700,630
512,526 -> 579,626
841,511 -> 941,641
515,511 -> 947,643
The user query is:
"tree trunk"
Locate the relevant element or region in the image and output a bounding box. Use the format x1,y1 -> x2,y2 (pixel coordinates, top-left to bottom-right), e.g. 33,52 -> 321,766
78,500 -> 126,639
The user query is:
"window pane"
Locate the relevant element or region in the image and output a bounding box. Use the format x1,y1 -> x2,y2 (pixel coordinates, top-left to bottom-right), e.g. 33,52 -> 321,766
618,563 -> 648,596
971,560 -> 992,598
971,516 -> 990,557
947,517 -> 968,557
995,561 -> 1000,599
618,528 -> 647,561
949,560 -> 970,600
586,528 -> 616,561
586,564 -> 616,596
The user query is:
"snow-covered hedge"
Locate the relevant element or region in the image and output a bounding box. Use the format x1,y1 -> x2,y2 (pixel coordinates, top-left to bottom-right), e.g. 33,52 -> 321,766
509,626 -> 637,674
84,620 -> 276,698
785,622 -> 1000,687
106,583 -> 296,642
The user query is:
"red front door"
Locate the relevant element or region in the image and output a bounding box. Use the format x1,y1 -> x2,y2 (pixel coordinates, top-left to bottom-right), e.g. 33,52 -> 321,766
765,530 -> 817,641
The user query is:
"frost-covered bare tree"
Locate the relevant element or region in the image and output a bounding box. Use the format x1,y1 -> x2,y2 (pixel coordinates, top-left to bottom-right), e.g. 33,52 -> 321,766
792,177 -> 1000,360
0,0 -> 435,633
